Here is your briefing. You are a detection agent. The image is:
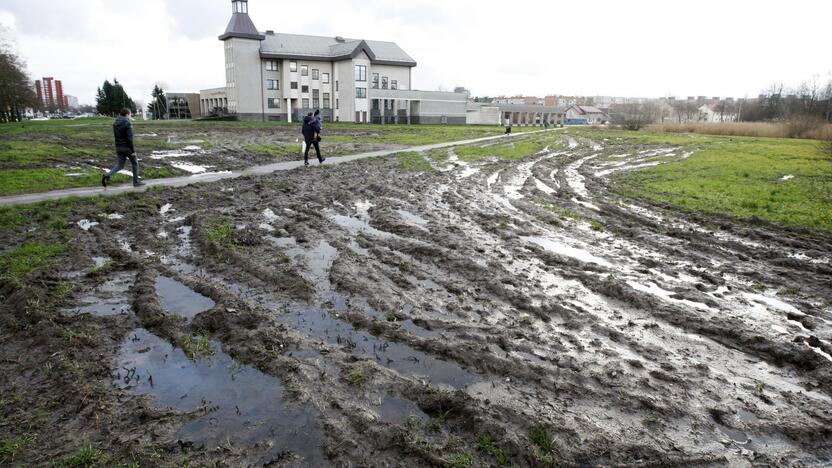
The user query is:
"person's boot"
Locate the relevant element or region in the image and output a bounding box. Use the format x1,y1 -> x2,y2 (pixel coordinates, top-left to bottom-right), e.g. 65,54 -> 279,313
101,175 -> 109,187
304,160 -> 310,166
133,181 -> 146,187
319,157 -> 326,164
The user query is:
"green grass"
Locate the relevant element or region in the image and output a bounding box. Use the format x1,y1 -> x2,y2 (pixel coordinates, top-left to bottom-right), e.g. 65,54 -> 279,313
393,151 -> 434,172
54,443 -> 105,467
182,335 -> 213,359
454,133 -> 562,162
0,241 -> 66,283
611,132 -> 832,229
243,143 -> 298,158
476,436 -> 509,465
0,166 -> 183,196
0,434 -> 36,464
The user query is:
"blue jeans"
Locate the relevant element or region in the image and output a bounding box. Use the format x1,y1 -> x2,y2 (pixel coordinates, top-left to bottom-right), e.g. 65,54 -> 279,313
106,150 -> 139,184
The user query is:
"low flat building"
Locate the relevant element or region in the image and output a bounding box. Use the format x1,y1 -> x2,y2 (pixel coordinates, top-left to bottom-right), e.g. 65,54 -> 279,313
202,0 -> 467,123
166,93 -> 202,119
467,102 -> 566,126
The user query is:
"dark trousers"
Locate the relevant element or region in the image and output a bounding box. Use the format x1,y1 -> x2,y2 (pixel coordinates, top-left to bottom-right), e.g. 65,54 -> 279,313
304,139 -> 321,163
106,149 -> 139,184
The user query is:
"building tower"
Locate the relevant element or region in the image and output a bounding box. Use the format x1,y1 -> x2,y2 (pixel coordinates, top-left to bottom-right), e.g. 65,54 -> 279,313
219,0 -> 265,120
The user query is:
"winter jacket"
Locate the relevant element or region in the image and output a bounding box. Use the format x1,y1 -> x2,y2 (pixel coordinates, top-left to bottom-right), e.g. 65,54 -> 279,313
113,116 -> 134,153
302,115 -> 321,141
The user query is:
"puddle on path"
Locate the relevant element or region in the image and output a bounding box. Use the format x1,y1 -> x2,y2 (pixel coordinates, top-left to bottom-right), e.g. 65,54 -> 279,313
155,276 -> 215,319
376,396 -> 429,424
280,304 -> 479,390
64,272 -> 136,317
113,329 -> 324,463
521,235 -> 612,267
396,209 -> 429,232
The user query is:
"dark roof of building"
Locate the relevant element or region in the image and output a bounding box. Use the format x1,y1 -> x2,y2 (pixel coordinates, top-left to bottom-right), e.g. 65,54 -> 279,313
219,12 -> 265,41
259,32 -> 416,66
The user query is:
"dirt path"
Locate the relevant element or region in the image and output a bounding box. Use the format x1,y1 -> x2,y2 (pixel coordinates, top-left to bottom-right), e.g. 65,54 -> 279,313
0,129 -> 556,207
2,132 -> 831,466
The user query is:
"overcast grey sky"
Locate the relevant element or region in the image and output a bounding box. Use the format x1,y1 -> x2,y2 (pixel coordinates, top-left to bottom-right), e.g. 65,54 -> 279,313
1,0 -> 829,106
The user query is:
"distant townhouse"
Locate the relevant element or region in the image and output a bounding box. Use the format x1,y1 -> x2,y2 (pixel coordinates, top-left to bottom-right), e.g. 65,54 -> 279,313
202,0 -> 468,124
564,105 -> 609,124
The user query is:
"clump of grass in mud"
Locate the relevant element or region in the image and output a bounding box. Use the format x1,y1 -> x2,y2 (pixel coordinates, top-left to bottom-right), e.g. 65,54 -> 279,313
203,217 -> 238,260
347,364 -> 367,386
243,143 -> 297,158
447,450 -> 474,468
0,241 -> 66,284
530,425 -> 557,465
55,443 -> 106,467
393,151 -> 434,172
0,434 -> 36,464
455,138 -> 550,162
477,436 -> 510,466
182,335 -> 213,359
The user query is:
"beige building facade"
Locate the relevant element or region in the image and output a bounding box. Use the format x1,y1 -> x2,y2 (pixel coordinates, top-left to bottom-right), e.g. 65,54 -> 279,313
204,0 -> 467,124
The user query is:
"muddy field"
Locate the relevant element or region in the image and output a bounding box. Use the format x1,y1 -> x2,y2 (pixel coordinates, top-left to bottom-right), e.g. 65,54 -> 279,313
1,131 -> 831,466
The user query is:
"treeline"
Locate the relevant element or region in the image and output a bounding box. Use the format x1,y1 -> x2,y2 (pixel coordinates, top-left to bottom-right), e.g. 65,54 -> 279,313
740,79 -> 832,122
95,79 -> 137,117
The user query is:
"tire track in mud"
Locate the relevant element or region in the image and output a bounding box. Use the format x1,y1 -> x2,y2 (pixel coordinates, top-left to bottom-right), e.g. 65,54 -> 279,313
31,131 -> 832,466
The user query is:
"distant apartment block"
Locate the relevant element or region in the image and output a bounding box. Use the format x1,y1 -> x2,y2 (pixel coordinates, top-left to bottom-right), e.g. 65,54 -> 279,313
202,0 -> 468,124
493,95 -> 544,106
35,77 -> 64,109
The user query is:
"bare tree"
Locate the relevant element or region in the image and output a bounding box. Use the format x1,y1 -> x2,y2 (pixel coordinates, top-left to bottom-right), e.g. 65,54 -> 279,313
611,102 -> 659,130
0,28 -> 37,123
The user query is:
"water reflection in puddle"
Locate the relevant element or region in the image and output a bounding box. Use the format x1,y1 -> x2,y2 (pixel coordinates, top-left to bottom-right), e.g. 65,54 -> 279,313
113,329 -> 324,463
155,276 -> 215,319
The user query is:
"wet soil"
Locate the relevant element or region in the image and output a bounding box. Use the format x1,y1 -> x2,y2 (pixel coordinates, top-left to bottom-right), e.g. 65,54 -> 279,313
1,132 -> 831,466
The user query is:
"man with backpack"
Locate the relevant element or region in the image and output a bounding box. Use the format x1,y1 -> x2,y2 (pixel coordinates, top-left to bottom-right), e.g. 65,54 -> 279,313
102,108 -> 144,187
301,111 -> 325,166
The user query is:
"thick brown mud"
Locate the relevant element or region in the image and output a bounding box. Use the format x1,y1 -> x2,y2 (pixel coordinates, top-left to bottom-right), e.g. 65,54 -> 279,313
1,132 -> 831,466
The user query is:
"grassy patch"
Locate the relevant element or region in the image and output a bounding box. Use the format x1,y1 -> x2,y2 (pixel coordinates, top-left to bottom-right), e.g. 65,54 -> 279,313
0,241 -> 66,283
54,443 -> 105,467
476,436 -> 509,465
243,143 -> 298,158
393,151 -> 434,172
182,335 -> 213,359
611,133 -> 832,229
0,434 -> 36,464
0,166 -> 183,196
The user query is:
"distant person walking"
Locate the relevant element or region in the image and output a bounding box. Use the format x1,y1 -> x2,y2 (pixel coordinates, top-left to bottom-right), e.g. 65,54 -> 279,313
102,108 -> 144,187
301,111 -> 325,166
504,118 -> 512,135
544,119 -> 550,129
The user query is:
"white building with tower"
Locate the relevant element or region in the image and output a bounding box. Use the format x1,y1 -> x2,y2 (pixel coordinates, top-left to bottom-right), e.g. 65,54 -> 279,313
201,0 -> 468,124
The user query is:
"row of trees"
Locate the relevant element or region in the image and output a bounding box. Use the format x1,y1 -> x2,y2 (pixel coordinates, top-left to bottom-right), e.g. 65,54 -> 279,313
739,79 -> 832,122
0,32 -> 37,123
95,79 -> 137,116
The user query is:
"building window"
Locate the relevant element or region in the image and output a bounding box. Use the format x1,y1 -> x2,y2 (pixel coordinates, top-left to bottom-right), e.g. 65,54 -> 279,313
312,69 -> 319,80
355,87 -> 367,98
372,73 -> 379,89
336,81 -> 339,91
381,76 -> 388,89
301,85 -> 309,93
290,61 -> 297,72
391,80 -> 397,90
323,93 -> 330,109
354,65 -> 367,82
232,0 -> 248,14
336,98 -> 339,109
267,98 -> 280,109
301,65 -> 308,76
290,82 -> 298,90
322,73 -> 330,84
312,89 -> 320,108
266,79 -> 279,90
302,98 -> 309,108
265,60 -> 278,71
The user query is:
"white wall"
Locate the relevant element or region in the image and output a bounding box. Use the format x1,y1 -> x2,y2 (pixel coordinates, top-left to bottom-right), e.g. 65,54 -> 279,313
369,64 -> 410,91
226,38 -> 264,116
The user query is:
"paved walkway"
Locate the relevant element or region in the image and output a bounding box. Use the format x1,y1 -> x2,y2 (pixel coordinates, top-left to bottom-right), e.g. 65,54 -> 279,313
0,128 -> 559,206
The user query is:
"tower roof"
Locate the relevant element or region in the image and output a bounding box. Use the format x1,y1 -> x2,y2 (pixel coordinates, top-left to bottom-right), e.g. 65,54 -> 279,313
219,1 -> 264,41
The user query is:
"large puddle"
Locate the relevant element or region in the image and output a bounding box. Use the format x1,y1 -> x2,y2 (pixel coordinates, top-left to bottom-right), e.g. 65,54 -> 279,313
155,276 -> 215,319
113,329 -> 324,463
521,235 -> 612,267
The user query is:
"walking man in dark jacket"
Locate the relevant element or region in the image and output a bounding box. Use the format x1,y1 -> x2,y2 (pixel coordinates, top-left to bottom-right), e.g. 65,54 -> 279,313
301,112 -> 325,166
102,108 -> 144,187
